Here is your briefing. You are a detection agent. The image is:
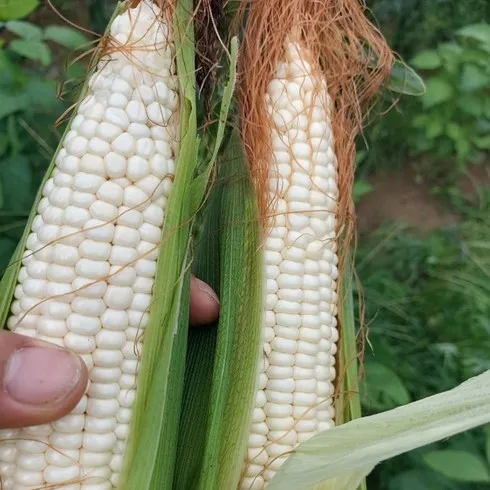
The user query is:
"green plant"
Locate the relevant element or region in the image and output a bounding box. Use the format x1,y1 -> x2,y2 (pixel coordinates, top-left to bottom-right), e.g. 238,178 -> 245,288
409,23 -> 490,170
0,0 -> 39,22
357,206 -> 490,488
1,20 -> 88,65
367,0 -> 490,59
358,2 -> 490,178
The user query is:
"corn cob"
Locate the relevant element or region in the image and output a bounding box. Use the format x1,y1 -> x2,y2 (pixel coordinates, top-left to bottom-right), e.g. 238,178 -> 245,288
0,1 -> 179,488
239,40 -> 339,489
239,39 -> 339,489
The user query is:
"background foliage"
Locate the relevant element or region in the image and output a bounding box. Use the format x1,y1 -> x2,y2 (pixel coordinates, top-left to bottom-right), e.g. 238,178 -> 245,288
0,0 -> 88,271
0,0 -> 489,488
361,1 -> 490,488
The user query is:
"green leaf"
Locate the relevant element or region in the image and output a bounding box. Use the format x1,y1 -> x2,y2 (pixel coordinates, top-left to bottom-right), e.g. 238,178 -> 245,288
438,42 -> 464,59
353,180 -> 373,203
425,118 -> 444,139
474,135 -> 490,150
9,39 -> 51,66
410,50 -> 442,70
0,236 -> 17,274
0,0 -> 39,20
484,425 -> 490,464
463,47 -> 490,65
43,25 -> 88,49
460,64 -> 490,92
5,20 -> 42,40
437,43 -> 463,75
446,123 -> 464,144
363,361 -> 411,408
412,114 -> 429,129
388,470 -> 433,490
23,77 -> 58,109
422,78 -> 454,108
457,23 -> 490,45
0,132 -> 9,156
457,94 -> 484,117
423,450 -> 490,483
387,60 -> 426,96
0,93 -> 28,119
0,154 -> 33,212
269,371 -> 490,490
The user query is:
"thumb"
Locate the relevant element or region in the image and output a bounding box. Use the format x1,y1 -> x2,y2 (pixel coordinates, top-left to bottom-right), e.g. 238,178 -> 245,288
0,331 -> 88,429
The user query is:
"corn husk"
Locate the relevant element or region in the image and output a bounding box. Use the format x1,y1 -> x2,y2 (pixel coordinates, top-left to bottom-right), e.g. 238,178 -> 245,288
270,370 -> 490,490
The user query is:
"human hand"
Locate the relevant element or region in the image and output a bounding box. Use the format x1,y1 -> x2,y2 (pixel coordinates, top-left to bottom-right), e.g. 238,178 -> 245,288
0,276 -> 219,429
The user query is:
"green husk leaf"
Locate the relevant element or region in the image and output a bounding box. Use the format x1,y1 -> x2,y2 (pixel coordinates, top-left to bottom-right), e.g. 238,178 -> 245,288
174,131 -> 263,490
174,178 -> 223,490
335,257 -> 366,490
189,36 -> 239,216
118,0 -> 199,487
199,131 -> 263,490
269,370 -> 490,490
335,257 -> 362,424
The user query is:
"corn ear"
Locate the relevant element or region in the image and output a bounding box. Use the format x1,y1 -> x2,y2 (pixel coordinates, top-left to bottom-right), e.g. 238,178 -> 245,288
116,0 -> 198,485
0,0 -> 238,487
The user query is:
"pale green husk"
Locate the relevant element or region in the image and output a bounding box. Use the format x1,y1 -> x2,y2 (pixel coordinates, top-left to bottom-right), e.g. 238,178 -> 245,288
270,370 -> 490,490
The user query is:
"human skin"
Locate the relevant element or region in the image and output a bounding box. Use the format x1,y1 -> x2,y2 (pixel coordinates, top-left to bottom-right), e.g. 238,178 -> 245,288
0,276 -> 219,429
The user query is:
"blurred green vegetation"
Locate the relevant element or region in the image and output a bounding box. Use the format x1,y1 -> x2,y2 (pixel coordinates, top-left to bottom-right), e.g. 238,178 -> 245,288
361,0 -> 490,180
0,0 -> 489,488
360,1 -> 490,488
358,195 -> 490,488
0,0 -> 89,270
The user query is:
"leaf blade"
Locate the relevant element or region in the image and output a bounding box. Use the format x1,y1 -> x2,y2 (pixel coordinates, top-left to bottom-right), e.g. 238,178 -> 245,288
387,60 -> 426,96
0,0 -> 39,21
424,450 -> 490,483
270,370 -> 490,490
43,25 -> 89,49
199,131 -> 263,490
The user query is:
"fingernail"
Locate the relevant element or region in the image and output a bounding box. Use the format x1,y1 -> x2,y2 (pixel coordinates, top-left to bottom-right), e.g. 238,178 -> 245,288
195,278 -> 219,305
5,347 -> 83,405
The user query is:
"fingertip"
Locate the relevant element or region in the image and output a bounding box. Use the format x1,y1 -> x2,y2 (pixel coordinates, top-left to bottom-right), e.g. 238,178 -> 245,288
0,334 -> 88,428
189,277 -> 220,326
